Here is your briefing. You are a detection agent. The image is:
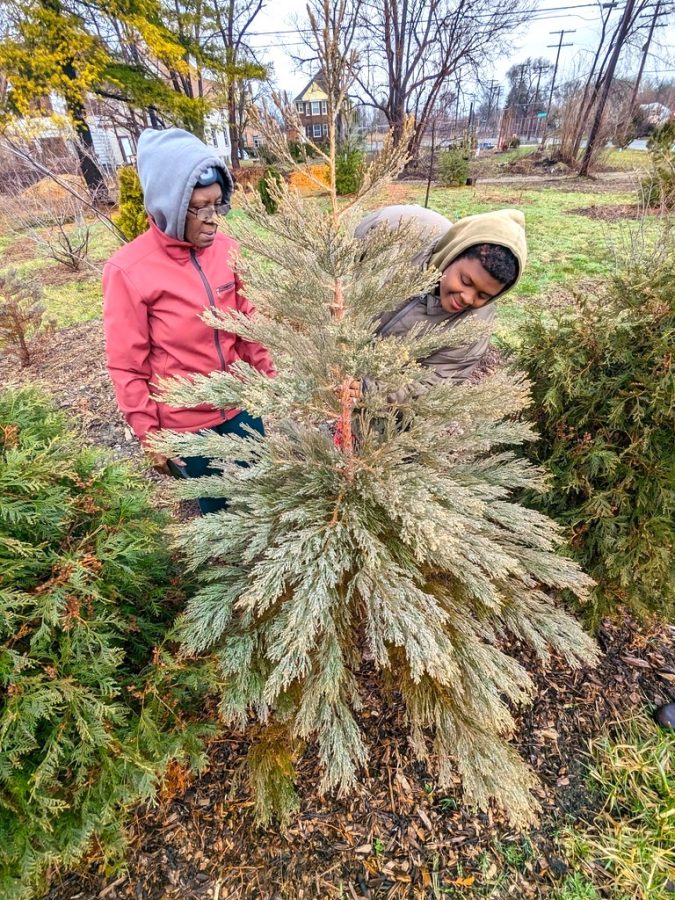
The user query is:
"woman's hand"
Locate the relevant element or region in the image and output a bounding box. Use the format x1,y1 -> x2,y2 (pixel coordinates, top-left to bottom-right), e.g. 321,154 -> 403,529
146,451 -> 187,476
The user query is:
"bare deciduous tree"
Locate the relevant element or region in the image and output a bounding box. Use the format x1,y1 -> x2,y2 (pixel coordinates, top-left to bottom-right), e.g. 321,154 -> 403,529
354,0 -> 532,162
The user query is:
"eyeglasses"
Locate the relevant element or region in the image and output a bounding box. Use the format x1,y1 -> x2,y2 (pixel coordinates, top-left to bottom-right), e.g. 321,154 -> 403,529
187,203 -> 230,222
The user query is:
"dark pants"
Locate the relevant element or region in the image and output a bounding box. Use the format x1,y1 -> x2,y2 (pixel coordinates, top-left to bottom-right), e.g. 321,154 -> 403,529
171,411 -> 264,515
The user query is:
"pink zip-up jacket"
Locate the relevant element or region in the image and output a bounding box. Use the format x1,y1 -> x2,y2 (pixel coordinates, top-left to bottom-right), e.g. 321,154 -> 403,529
103,219 -> 274,445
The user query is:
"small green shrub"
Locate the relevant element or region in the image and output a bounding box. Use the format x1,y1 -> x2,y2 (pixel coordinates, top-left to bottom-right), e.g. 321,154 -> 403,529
115,165 -> 148,241
437,147 -> 469,186
288,140 -> 307,162
0,388 -> 213,899
255,143 -> 280,166
516,227 -> 674,623
257,168 -> 283,214
0,269 -> 53,368
335,148 -> 364,195
641,120 -> 675,210
509,136 -> 521,149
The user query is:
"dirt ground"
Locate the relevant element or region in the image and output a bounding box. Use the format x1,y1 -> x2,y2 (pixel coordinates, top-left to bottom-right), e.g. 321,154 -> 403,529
43,618 -> 675,900
2,322 -> 673,900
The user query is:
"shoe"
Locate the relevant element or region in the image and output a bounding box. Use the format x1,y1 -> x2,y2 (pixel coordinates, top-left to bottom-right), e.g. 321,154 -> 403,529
654,702 -> 675,729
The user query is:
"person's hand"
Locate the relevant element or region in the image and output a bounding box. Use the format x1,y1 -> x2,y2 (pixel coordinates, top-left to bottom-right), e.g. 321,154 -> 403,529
145,451 -> 186,476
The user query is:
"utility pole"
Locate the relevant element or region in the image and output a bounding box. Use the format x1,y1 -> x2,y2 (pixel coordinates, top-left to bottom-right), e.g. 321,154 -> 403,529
530,63 -> 549,140
540,29 -> 575,149
628,0 -> 664,112
484,80 -> 500,136
579,0 -> 637,175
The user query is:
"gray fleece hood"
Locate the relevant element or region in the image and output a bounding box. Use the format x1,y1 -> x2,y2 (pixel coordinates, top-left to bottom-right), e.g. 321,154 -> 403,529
136,128 -> 234,241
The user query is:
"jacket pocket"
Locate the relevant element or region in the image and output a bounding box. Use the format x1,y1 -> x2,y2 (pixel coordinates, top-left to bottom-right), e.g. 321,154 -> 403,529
215,281 -> 235,298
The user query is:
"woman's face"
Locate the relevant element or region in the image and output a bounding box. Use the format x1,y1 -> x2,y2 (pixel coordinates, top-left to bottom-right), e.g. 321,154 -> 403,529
184,183 -> 223,249
439,256 -> 505,314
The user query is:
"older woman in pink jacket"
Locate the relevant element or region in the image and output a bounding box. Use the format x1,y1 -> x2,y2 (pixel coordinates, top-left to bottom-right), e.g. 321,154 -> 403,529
103,127 -> 273,513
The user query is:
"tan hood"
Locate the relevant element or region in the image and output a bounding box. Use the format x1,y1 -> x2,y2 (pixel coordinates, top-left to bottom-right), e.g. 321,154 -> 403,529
428,209 -> 527,298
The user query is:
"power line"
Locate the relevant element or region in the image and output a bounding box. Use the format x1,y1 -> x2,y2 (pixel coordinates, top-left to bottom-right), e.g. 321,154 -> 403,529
240,0 -> 641,39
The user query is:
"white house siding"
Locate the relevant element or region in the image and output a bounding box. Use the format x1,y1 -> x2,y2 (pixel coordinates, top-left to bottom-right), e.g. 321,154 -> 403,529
205,109 -> 232,164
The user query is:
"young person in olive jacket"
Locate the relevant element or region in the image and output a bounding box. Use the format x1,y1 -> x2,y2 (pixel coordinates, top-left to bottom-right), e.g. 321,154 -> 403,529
355,204 -> 528,399
103,128 -> 274,513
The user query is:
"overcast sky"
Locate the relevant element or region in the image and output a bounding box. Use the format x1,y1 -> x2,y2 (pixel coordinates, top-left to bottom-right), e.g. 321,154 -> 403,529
245,0 -> 674,108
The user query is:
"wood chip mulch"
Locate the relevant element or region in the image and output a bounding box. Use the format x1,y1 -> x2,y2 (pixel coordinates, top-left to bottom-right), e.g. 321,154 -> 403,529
42,617 -> 674,900
4,322 -> 673,900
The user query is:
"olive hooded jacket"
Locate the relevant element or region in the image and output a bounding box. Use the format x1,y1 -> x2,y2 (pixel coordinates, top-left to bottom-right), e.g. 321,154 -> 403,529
355,205 -> 528,397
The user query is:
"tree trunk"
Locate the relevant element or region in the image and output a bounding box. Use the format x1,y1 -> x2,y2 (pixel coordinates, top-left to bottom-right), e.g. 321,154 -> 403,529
62,73 -> 110,203
228,80 -> 240,170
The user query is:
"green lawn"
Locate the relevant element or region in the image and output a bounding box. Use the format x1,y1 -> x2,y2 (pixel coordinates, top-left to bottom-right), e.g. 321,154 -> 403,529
0,219 -> 120,327
1,178 -> 657,335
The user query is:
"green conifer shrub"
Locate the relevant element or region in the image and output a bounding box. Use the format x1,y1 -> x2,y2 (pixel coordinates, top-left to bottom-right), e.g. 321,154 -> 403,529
438,147 -> 469,186
0,269 -> 53,367
115,165 -> 148,241
335,147 -> 364,195
641,120 -> 675,211
257,168 -> 283,214
0,388 -> 213,899
152,17 -> 598,830
516,229 -> 674,623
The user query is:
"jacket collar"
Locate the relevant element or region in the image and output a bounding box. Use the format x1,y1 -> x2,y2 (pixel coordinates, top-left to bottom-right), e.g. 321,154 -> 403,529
148,218 -> 207,261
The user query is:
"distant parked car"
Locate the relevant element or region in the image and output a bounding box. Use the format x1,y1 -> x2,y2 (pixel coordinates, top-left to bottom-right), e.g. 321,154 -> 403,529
478,140 -> 495,150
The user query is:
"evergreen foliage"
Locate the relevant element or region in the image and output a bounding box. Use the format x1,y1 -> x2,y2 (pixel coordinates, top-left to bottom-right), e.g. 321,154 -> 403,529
0,388 -> 213,899
257,168 -> 283,214
641,120 -> 675,211
335,147 -> 364,195
0,269 -> 52,367
516,228 -> 674,623
438,147 -> 469,186
153,19 -> 597,828
115,166 -> 148,242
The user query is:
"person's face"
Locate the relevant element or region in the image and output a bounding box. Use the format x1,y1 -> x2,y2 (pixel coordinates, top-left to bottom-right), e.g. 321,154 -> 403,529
184,183 -> 223,248
439,256 -> 506,314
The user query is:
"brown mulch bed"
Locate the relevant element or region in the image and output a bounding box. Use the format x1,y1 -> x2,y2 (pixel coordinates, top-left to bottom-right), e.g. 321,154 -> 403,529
4,322 -> 673,899
567,204 -> 653,221
44,617 -> 674,900
0,320 -> 138,462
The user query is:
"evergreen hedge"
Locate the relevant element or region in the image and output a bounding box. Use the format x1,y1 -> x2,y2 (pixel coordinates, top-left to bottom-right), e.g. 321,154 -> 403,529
115,166 -> 148,242
516,231 -> 674,623
335,148 -> 364,195
0,389 -> 213,899
438,148 -> 469,186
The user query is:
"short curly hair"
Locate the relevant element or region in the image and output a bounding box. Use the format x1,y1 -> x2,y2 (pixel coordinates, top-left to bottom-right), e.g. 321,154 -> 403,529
458,243 -> 519,288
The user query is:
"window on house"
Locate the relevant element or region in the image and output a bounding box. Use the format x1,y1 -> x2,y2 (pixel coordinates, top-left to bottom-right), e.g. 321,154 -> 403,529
253,135 -> 262,148
306,102 -> 312,115
119,136 -> 134,163
306,125 -> 313,138
311,101 -> 321,115
296,102 -> 304,114
322,123 -> 328,137
313,124 -> 322,138
321,101 -> 327,115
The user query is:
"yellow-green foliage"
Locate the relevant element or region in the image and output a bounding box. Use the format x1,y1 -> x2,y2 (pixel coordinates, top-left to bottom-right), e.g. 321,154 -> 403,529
115,166 -> 148,242
563,713 -> 674,899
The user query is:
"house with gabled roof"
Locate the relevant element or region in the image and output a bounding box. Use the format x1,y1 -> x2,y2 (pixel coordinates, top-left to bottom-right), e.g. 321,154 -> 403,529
293,73 -> 330,142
